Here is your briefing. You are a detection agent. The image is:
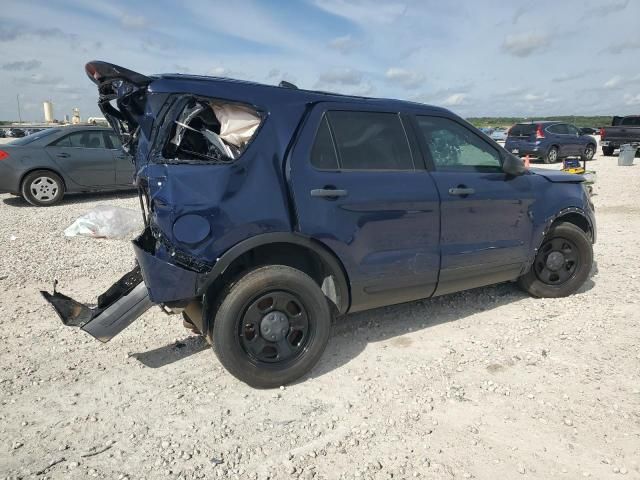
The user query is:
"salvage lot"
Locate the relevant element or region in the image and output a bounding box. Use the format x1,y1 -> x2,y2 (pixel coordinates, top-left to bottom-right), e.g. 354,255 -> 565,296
1,148 -> 639,479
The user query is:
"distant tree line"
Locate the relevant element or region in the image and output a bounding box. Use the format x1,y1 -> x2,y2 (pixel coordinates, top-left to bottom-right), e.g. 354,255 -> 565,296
466,116 -> 612,128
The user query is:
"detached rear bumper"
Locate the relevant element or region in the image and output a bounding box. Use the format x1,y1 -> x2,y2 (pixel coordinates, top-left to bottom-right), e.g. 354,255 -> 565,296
41,266 -> 153,342
41,227 -> 206,342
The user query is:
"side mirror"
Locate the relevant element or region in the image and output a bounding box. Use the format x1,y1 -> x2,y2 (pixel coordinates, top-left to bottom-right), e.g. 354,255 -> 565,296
502,153 -> 526,176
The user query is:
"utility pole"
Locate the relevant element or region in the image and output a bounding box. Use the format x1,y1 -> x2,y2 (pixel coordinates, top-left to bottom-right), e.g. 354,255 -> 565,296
16,94 -> 23,124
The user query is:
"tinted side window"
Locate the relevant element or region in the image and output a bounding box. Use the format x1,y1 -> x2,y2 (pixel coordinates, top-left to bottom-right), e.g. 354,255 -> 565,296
50,135 -> 71,147
67,131 -> 106,149
547,124 -> 568,134
310,115 -> 338,170
509,124 -> 535,137
327,111 -> 413,170
417,116 -> 501,171
621,117 -> 640,126
566,124 -> 579,135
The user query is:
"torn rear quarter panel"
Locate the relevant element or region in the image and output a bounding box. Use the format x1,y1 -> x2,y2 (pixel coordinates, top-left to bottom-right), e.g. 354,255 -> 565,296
85,63 -> 311,303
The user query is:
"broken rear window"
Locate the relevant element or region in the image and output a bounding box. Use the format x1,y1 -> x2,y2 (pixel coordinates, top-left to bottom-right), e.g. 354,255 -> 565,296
163,97 -> 262,163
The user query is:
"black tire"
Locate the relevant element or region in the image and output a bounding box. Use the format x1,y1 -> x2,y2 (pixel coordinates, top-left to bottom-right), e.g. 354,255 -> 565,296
581,143 -> 596,161
518,222 -> 593,298
602,146 -> 614,156
544,146 -> 558,164
21,170 -> 65,206
211,265 -> 332,388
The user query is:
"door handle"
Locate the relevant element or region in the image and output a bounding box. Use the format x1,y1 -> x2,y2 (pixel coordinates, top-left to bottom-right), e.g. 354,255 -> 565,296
56,153 -> 70,158
448,187 -> 475,196
310,188 -> 348,198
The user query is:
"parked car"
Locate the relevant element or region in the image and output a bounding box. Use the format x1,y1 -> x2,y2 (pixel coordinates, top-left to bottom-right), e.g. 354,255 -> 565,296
0,129 -> 5,138
0,125 -> 134,206
600,115 -> 640,156
490,128 -> 508,141
505,121 -> 597,163
6,127 -> 25,138
579,127 -> 597,135
43,61 -> 596,388
479,127 -> 494,136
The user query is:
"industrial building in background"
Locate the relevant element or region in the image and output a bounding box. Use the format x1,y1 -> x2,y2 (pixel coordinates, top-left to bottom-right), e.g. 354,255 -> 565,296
43,101 -> 54,123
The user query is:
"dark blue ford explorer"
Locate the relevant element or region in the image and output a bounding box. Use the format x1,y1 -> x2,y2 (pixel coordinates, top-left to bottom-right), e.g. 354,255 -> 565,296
42,62 -> 596,388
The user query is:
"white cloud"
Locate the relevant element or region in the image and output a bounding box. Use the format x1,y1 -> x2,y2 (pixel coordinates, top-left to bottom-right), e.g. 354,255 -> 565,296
604,76 -> 623,88
328,34 -> 358,54
604,74 -> 640,90
624,93 -> 640,105
313,0 -> 407,26
317,68 -> 363,86
385,68 -> 424,89
209,66 -> 230,76
501,33 -> 551,57
442,93 -> 467,106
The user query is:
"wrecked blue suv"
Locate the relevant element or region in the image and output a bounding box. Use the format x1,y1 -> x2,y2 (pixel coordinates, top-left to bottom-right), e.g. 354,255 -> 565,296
42,62 -> 595,388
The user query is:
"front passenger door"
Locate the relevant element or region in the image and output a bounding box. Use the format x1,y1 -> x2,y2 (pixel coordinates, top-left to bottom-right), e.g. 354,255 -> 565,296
565,124 -> 583,155
414,115 -> 535,295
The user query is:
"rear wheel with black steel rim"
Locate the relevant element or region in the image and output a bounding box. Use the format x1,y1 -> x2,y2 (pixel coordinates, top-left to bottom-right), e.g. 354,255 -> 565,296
518,222 -> 592,298
211,265 -> 332,388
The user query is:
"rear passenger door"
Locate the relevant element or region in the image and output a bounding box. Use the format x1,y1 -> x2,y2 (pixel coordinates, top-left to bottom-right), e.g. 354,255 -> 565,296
46,130 -> 116,187
289,105 -> 441,312
413,115 -> 535,295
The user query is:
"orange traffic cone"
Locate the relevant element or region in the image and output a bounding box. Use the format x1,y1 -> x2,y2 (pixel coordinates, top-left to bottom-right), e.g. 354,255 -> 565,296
524,154 -> 530,168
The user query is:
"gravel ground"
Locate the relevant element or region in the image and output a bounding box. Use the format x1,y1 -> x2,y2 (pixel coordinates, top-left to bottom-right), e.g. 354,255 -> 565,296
1,147 -> 639,480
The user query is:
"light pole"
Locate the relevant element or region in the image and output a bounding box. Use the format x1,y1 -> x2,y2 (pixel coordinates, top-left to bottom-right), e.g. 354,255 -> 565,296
16,94 -> 23,124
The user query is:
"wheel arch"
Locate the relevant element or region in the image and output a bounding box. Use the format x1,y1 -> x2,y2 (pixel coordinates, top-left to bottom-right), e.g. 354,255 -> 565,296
550,209 -> 593,240
525,207 -> 594,273
198,233 -> 351,337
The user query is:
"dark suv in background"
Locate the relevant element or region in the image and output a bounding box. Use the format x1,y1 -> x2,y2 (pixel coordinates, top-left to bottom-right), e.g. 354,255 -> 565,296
43,62 -> 596,388
505,121 -> 597,163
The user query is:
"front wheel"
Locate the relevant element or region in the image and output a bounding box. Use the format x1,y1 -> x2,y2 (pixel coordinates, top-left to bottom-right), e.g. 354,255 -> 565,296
518,222 -> 593,298
581,144 -> 596,161
211,265 -> 332,388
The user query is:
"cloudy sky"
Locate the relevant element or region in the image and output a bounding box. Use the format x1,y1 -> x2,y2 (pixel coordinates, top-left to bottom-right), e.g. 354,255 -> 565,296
2,0 -> 639,122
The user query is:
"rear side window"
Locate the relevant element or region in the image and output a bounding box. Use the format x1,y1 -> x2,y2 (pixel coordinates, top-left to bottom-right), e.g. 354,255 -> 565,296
547,124 -> 569,134
310,115 -> 339,169
52,131 -> 107,149
508,124 -> 536,137
327,111 -> 414,170
417,116 -> 501,171
621,117 -> 640,126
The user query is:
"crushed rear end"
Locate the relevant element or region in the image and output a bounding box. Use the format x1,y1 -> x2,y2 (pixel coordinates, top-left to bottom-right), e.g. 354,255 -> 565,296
41,61 -> 284,342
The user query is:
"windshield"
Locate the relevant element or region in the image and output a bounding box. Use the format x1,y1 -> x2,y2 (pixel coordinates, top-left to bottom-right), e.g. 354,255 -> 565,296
9,128 -> 61,145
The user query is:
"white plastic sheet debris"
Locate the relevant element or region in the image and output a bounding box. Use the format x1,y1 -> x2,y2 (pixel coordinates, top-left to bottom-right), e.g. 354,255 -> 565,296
64,206 -> 142,239
211,103 -> 261,147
